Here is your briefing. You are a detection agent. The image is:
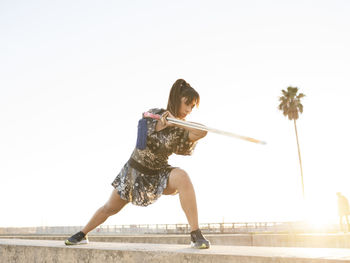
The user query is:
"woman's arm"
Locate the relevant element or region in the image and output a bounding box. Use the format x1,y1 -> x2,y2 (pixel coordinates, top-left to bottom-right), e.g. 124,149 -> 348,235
186,122 -> 208,142
155,111 -> 207,142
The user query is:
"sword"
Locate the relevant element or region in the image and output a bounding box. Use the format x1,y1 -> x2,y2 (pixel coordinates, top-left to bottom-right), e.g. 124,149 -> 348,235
143,112 -> 266,145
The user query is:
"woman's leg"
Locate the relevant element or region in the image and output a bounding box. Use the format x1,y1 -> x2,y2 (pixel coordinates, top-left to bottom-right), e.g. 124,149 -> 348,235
163,168 -> 199,231
81,189 -> 129,234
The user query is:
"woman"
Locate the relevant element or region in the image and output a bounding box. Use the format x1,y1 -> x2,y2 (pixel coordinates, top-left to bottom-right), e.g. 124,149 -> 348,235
65,79 -> 210,249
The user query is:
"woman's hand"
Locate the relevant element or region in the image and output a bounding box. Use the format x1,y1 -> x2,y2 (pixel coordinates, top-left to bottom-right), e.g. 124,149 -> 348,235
160,111 -> 175,127
156,111 -> 175,131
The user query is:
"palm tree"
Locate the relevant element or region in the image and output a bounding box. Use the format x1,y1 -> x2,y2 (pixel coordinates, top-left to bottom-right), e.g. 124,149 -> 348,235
278,87 -> 306,198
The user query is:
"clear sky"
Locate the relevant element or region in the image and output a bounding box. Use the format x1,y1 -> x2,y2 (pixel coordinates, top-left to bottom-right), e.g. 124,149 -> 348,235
1,0 -> 350,228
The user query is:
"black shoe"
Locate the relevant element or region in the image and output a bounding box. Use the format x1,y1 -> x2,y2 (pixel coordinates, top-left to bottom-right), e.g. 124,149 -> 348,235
190,229 -> 210,249
64,231 -> 89,245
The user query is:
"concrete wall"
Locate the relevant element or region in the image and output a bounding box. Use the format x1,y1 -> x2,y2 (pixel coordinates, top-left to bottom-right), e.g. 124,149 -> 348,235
2,239 -> 350,263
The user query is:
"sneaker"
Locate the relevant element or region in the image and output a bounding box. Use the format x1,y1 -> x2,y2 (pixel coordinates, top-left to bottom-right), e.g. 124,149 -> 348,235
64,231 -> 89,245
190,229 -> 210,249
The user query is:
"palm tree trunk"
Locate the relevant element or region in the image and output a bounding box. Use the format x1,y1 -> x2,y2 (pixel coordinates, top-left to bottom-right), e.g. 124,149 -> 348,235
294,119 -> 305,199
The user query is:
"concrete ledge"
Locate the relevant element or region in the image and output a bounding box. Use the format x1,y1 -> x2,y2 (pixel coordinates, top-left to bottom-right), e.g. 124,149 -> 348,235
2,233 -> 350,248
2,239 -> 350,263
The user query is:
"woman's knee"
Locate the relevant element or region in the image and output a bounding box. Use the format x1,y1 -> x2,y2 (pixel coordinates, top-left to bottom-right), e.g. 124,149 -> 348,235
102,200 -> 127,216
102,191 -> 128,215
101,203 -> 118,216
170,168 -> 193,189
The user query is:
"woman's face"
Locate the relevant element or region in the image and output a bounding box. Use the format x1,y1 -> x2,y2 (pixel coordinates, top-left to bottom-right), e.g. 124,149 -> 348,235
178,97 -> 196,119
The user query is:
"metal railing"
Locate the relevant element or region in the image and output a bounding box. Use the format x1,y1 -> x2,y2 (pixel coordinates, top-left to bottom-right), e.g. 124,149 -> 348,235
0,221 -> 340,235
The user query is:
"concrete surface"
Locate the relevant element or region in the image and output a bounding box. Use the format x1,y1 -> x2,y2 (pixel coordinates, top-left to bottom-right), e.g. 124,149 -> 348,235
2,233 -> 350,248
2,238 -> 350,263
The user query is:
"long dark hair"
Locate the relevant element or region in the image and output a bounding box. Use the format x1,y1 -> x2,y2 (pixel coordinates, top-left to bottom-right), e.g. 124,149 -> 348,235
167,79 -> 200,117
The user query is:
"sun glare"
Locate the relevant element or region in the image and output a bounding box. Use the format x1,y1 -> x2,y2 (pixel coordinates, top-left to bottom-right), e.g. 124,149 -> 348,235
298,200 -> 339,232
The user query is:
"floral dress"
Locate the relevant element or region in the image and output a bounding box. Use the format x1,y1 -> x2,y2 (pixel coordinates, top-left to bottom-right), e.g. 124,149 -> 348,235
111,108 -> 197,206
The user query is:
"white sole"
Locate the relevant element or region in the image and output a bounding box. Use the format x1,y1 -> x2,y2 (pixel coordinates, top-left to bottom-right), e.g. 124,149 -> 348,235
78,239 -> 89,245
190,241 -> 209,249
65,239 -> 89,245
